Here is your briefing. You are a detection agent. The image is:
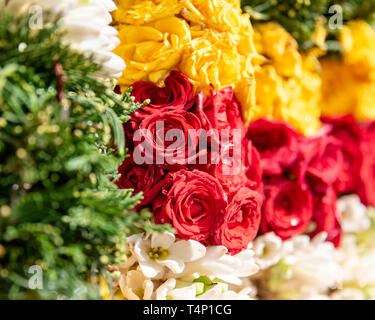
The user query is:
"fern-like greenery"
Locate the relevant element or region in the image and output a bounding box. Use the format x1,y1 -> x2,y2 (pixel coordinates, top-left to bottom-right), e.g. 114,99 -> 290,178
0,8 -> 170,299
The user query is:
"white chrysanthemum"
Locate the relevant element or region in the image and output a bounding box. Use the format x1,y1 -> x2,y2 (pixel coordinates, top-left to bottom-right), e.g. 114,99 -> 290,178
6,0 -> 125,78
338,194 -> 371,233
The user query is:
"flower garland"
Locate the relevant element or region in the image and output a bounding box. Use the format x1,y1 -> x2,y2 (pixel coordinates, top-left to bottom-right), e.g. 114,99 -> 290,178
2,0 -> 375,301
110,0 -> 375,300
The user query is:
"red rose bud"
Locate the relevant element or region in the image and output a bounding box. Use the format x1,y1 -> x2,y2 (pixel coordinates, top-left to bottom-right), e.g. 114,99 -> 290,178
260,177 -> 313,240
358,121 -> 375,207
309,187 -> 342,248
212,187 -> 262,255
153,170 -> 227,243
322,115 -> 361,194
246,119 -> 299,176
130,71 -> 194,121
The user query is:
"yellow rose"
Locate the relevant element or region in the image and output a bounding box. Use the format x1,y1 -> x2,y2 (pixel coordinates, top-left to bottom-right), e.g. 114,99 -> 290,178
252,23 -> 322,136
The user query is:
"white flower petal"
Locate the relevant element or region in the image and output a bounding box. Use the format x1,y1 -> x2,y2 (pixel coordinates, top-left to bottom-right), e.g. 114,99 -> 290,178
101,54 -> 126,76
151,232 -> 175,250
156,256 -> 185,274
254,232 -> 283,270
133,236 -> 163,278
167,285 -> 197,300
119,271 -> 144,300
338,194 -> 371,233
181,246 -> 258,285
155,279 -> 176,300
169,240 -> 206,262
143,280 -> 154,300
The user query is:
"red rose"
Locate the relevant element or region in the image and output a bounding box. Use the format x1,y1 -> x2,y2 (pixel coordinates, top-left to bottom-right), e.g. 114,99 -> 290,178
116,154 -> 166,207
309,187 -> 342,247
195,87 -> 245,136
303,133 -> 344,194
130,71 -> 194,121
358,121 -> 375,207
322,115 -> 361,194
153,170 -> 227,243
212,187 -> 262,254
260,177 -> 313,239
243,140 -> 263,192
246,119 -> 299,176
204,140 -> 262,195
133,111 -> 205,169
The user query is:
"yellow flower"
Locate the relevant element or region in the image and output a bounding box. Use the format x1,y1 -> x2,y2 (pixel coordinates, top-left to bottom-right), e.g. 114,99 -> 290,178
114,16 -> 191,86
179,0 -> 248,33
320,58 -> 375,121
320,20 -> 375,121
252,23 -> 322,136
340,20 -> 375,81
113,0 -> 181,25
112,0 -> 259,124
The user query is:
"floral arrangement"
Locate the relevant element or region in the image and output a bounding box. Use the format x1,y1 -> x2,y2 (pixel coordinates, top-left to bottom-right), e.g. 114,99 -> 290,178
2,0 -> 375,301
109,0 -> 375,301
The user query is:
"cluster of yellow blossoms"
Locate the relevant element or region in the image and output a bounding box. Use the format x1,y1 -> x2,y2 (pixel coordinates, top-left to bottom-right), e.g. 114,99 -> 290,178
252,22 -> 323,136
113,0 -> 259,123
321,20 -> 375,120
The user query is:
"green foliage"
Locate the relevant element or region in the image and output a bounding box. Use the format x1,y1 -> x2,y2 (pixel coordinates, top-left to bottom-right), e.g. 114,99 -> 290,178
242,0 -> 330,49
0,9 -> 170,299
332,0 -> 375,24
241,0 -> 375,50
